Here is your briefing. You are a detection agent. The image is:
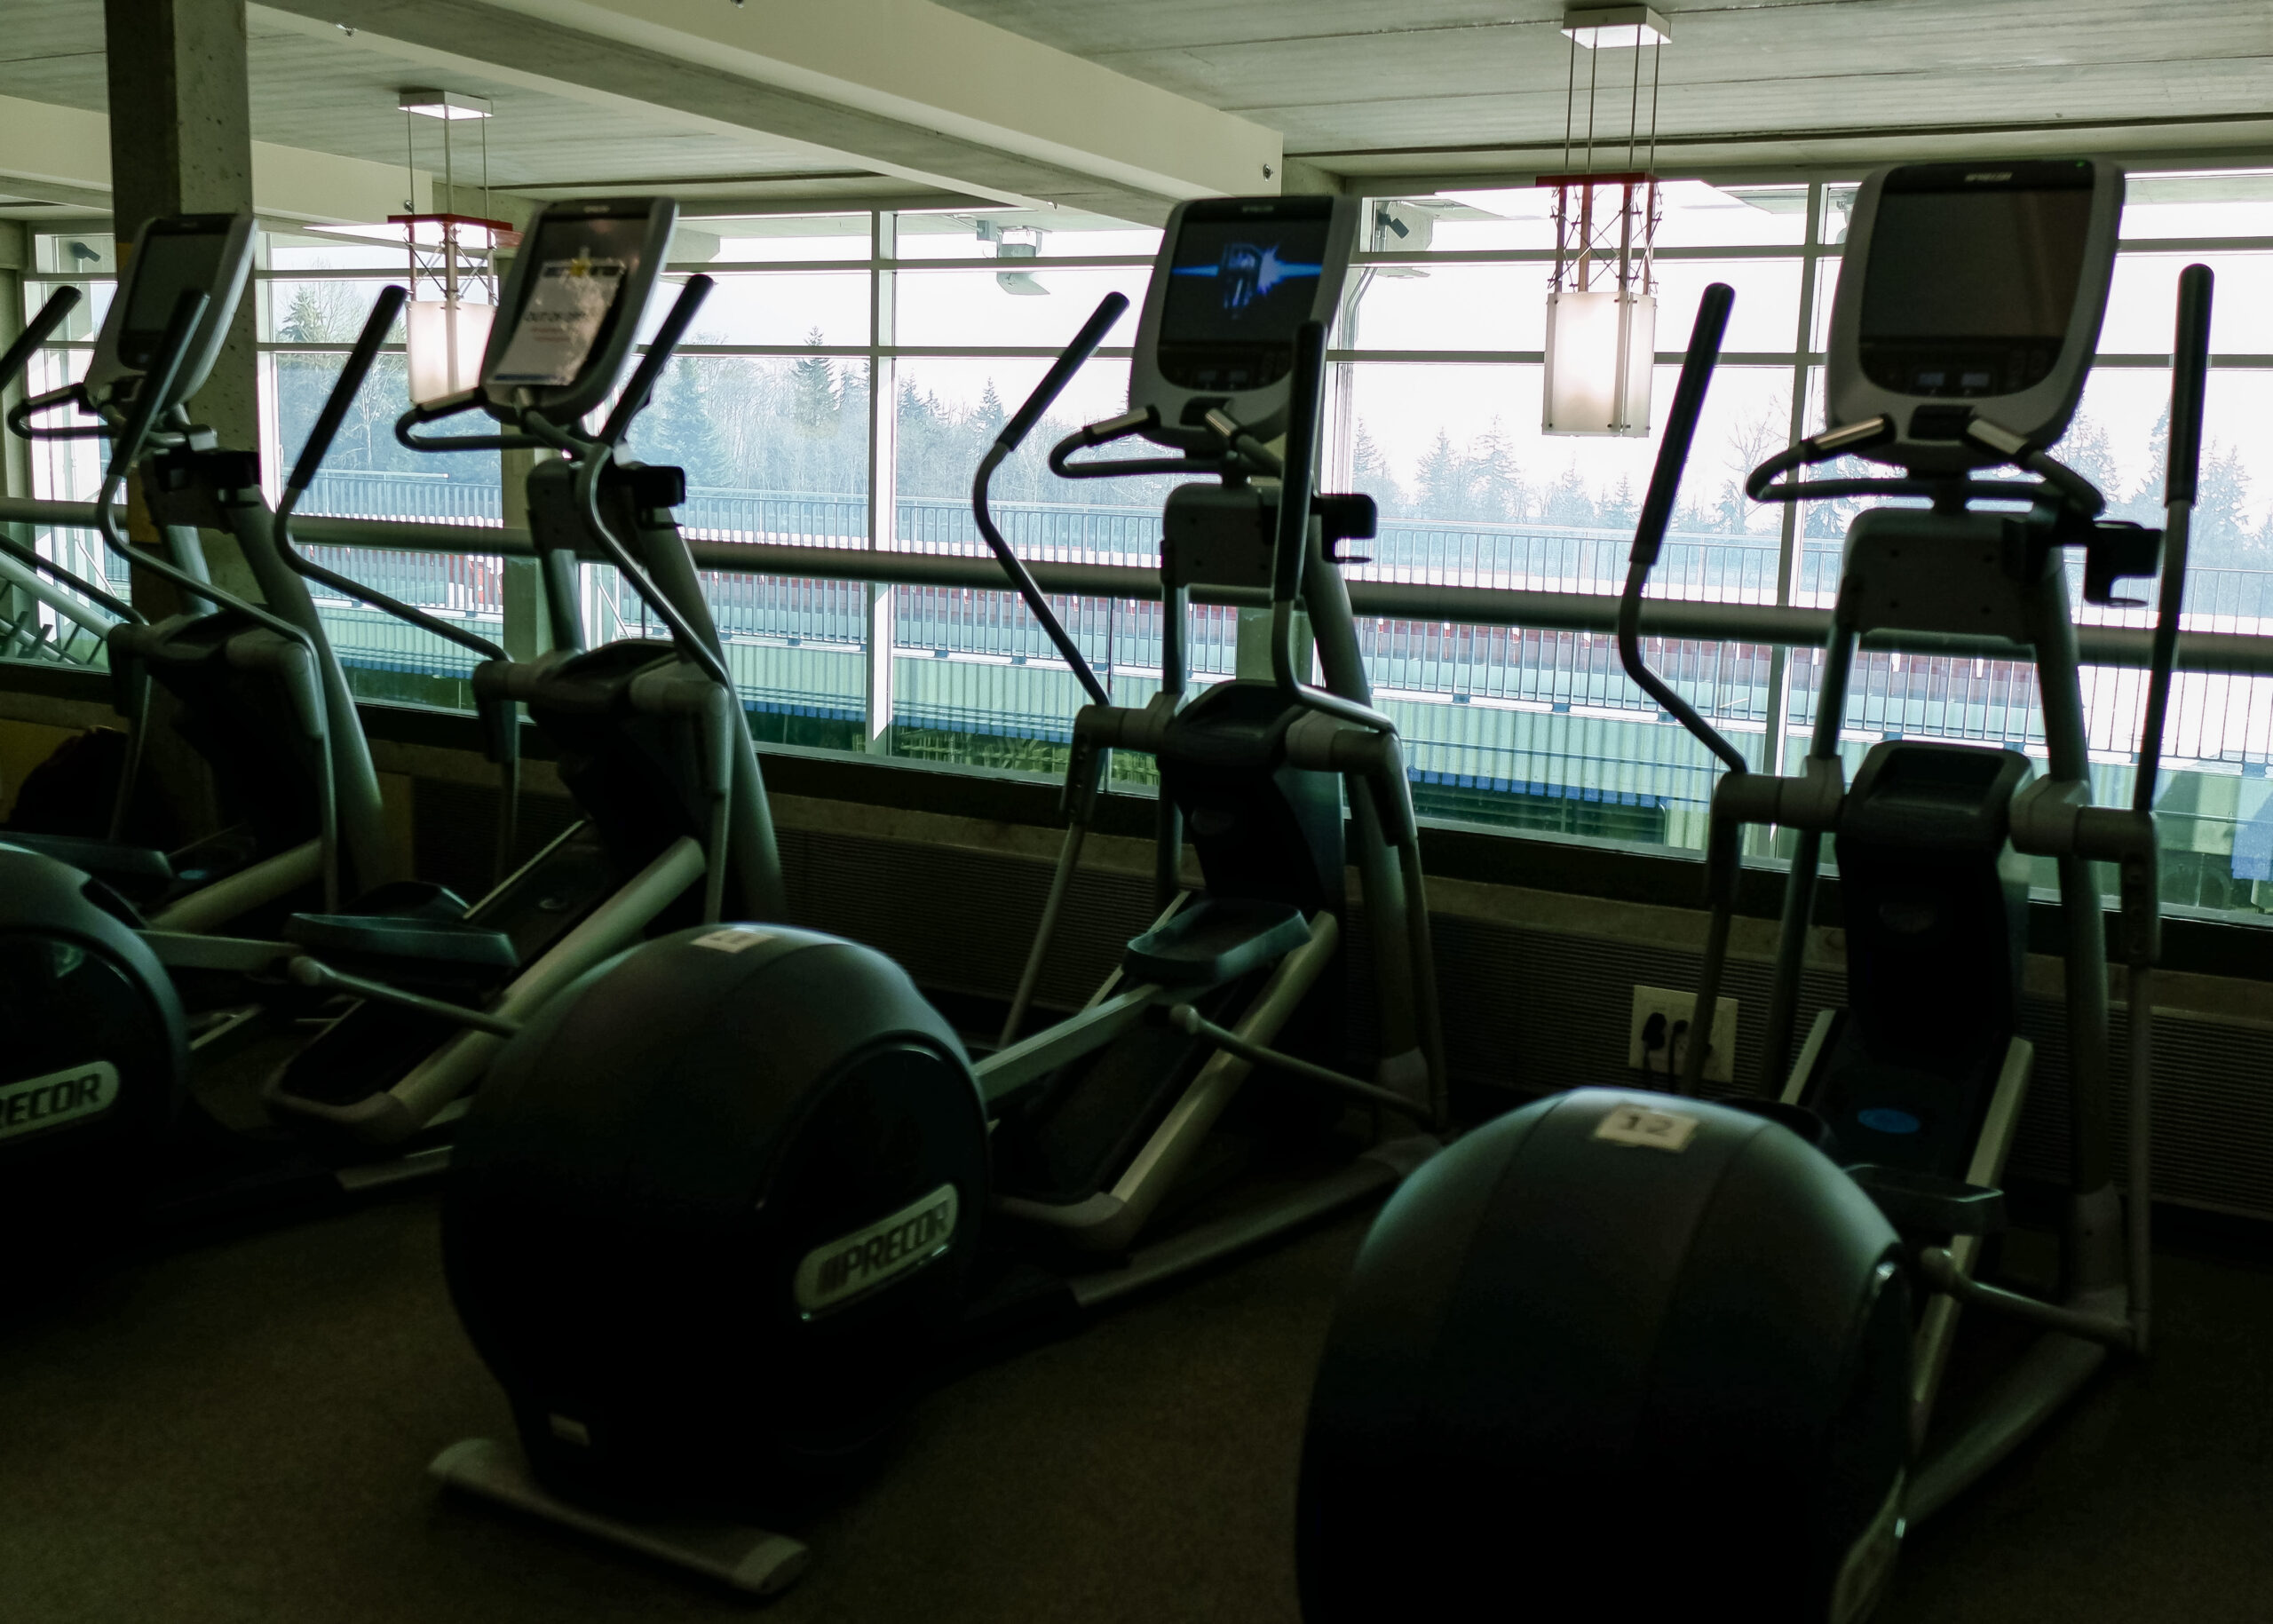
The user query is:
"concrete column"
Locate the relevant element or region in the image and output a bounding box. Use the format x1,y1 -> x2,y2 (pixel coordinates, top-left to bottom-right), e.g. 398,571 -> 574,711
103,0 -> 262,605
0,223 -> 31,642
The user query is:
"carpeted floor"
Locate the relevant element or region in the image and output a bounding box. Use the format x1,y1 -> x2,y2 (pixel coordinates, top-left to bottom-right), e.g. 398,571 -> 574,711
1,1190 -> 2268,1623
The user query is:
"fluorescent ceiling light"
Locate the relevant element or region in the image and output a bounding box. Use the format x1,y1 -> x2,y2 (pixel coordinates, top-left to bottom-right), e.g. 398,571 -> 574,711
400,89 -> 493,120
1562,5 -> 1670,47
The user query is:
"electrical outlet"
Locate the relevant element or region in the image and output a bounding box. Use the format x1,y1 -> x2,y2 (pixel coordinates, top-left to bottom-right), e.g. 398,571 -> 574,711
1627,985 -> 1738,1085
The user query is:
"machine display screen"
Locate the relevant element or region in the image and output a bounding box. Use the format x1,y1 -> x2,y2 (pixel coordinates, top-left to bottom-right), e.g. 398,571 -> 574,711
1155,206 -> 1333,392
488,212 -> 650,389
1857,179 -> 2093,397
119,222 -> 234,370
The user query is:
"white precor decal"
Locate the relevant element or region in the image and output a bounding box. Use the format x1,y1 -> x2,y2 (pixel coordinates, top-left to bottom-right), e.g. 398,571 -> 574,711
793,1184 -> 960,1318
1594,1103 -> 1701,1153
0,1060 -> 120,1142
693,927 -> 779,954
1828,1470 -> 1906,1624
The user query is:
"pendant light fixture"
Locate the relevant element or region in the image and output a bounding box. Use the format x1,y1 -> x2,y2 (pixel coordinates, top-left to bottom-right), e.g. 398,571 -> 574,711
394,89 -> 518,403
1540,5 -> 1669,439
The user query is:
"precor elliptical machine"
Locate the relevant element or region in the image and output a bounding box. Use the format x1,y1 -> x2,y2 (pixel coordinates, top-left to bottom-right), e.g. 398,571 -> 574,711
0,202 -> 777,1275
1,213 -> 390,925
426,193 -> 1446,1595
0,214 -> 512,1264
261,195 -> 787,1145
1297,158 -> 2202,1622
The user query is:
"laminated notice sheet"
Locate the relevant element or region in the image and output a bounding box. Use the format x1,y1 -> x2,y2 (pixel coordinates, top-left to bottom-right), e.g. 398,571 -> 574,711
489,257 -> 628,386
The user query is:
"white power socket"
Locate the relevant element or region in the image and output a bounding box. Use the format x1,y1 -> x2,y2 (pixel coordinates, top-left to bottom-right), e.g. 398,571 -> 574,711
1627,985 -> 1738,1085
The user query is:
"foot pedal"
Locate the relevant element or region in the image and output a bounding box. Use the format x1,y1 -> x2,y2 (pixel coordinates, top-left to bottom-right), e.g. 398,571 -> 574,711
1122,896 -> 1310,987
429,1438 -> 810,1597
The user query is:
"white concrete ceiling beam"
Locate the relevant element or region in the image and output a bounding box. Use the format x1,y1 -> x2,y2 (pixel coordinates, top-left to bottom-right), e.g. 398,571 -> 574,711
0,91 -> 429,223
253,0 -> 1286,223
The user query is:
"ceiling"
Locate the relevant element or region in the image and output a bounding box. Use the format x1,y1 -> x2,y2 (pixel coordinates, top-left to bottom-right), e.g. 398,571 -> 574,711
939,0 -> 2273,177
0,0 -> 2269,227
0,0 -> 907,220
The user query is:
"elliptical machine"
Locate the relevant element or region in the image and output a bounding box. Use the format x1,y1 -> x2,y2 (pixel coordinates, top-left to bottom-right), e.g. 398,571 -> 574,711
0,202 -> 772,1276
1296,158 -> 2204,1622
427,193 -> 1446,1595
0,214 -> 512,1264
260,195 -> 786,1145
0,213 -> 392,926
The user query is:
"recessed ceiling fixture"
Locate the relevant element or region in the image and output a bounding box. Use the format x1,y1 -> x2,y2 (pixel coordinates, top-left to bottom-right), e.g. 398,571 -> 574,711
399,88 -> 493,121
1540,4 -> 1669,438
1560,4 -> 1670,50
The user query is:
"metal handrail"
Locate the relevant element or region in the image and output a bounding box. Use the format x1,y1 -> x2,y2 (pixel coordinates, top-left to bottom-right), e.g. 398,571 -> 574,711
7,495 -> 2273,676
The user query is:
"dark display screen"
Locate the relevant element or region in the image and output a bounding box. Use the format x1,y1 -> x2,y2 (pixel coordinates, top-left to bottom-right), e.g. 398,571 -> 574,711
120,222 -> 234,368
1155,207 -> 1333,392
1857,178 -> 2093,398
1862,190 -> 2091,341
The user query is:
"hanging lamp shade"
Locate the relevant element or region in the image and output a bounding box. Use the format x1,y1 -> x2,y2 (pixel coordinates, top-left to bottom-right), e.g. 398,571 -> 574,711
1540,4 -> 1667,439
1543,286 -> 1655,436
407,297 -> 495,403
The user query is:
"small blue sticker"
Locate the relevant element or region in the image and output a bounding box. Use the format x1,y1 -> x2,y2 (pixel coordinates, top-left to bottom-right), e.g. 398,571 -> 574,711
1857,1106 -> 1922,1136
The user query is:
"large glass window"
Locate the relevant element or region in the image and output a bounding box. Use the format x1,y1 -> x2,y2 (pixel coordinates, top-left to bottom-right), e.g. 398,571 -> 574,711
13,169 -> 2273,921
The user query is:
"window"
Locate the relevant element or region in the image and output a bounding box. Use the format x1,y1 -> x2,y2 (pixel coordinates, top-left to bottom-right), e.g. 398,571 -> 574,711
13,169 -> 2273,922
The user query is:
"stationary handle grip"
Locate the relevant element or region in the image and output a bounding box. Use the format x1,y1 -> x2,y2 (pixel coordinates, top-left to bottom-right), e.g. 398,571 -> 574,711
599,273 -> 713,447
999,292 -> 1128,452
1272,320 -> 1328,614
1631,282 -> 1733,569
0,286 -> 83,400
287,283 -> 408,495
2166,263 -> 2213,505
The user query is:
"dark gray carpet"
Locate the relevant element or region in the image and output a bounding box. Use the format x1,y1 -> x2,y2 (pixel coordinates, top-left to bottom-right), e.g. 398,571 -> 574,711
1,1192 -> 2267,1622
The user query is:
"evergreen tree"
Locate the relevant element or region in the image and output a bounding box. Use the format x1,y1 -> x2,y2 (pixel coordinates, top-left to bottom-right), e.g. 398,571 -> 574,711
790,327 -> 839,437
1542,461 -> 1594,527
1467,416 -> 1525,521
1598,473 -> 1638,533
2060,414 -> 2122,506
2194,442 -> 2257,566
2112,405 -> 2172,527
1350,418 -> 1401,510
1413,428 -> 1468,520
976,379 -> 1007,438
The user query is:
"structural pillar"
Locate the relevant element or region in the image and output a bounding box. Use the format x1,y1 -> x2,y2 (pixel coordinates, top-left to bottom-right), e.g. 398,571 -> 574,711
0,222 -> 34,646
103,0 -> 262,604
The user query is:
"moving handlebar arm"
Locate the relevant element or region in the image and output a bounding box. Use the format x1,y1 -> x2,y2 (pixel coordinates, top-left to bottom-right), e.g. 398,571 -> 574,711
975,291 -> 1129,709
87,289 -> 347,910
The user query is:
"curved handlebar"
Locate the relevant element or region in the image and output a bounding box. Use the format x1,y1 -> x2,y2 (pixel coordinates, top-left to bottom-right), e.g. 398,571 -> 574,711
395,387 -> 543,455
1633,284 -> 1733,572
972,293 -> 1132,709
274,284 -> 507,666
0,287 -> 82,407
288,285 -> 408,496
102,290 -> 208,493
599,274 -> 713,448
1003,293 -> 1127,452
2135,264 -> 2215,817
1620,283 -> 1749,779
1268,321 -> 1327,695
2166,264 -> 2213,508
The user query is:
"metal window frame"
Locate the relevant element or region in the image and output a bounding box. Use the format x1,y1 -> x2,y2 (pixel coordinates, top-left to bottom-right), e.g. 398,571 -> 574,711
19,178 -> 2273,852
